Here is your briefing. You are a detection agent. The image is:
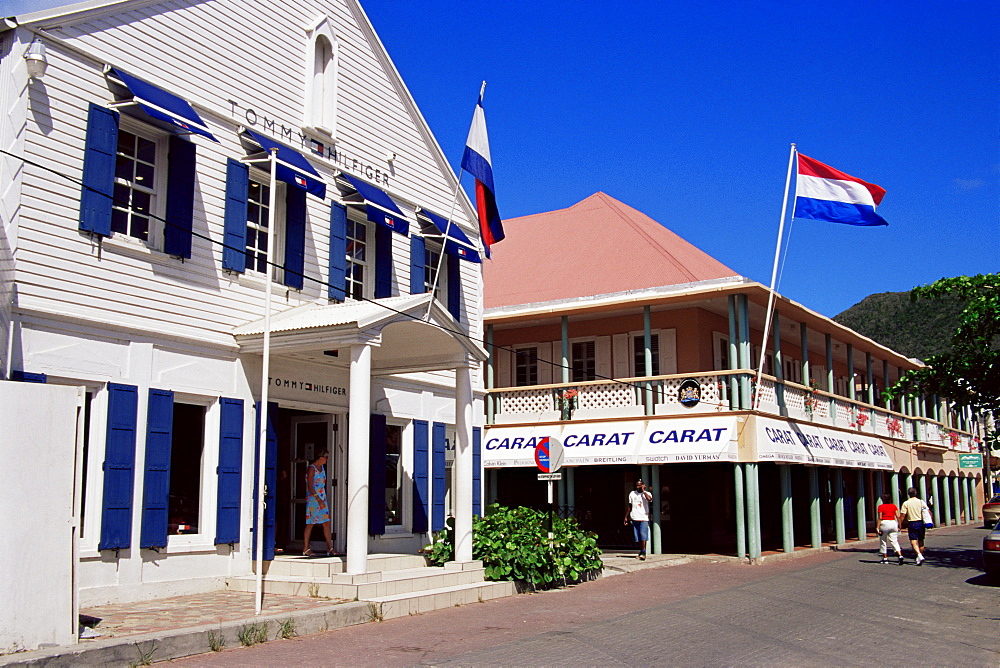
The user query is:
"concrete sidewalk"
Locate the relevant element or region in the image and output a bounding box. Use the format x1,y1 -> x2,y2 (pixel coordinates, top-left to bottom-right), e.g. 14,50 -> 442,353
0,530 -> 961,667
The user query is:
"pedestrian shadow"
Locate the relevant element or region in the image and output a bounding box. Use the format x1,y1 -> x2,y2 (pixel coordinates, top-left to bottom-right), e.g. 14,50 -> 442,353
845,545 -> 984,570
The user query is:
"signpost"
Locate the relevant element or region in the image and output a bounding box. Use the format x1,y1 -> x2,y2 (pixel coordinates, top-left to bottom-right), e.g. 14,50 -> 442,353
535,436 -> 564,585
959,453 -> 983,469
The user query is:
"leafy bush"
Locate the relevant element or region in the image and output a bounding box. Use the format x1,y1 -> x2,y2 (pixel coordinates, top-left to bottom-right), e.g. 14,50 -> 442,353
423,504 -> 603,589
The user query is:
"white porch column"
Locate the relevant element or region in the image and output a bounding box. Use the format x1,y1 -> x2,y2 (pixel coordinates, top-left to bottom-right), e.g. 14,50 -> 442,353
346,343 -> 372,575
454,364 -> 475,562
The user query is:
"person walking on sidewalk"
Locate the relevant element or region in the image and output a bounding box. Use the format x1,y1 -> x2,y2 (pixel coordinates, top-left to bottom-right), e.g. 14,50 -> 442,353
624,478 -> 653,560
900,487 -> 928,565
876,492 -> 904,565
303,450 -> 334,557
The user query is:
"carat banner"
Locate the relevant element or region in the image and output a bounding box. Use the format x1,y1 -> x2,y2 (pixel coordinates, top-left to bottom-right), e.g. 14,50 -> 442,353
482,416 -> 740,468
755,417 -> 893,470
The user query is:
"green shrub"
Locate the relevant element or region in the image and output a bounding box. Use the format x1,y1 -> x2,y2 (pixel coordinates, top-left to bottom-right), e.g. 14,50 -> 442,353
423,504 -> 602,589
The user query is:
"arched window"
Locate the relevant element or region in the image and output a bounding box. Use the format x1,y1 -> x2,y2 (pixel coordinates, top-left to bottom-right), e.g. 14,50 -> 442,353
305,19 -> 338,136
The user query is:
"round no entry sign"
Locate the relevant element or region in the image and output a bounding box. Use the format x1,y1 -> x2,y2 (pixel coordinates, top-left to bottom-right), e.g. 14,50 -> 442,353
534,436 -> 565,473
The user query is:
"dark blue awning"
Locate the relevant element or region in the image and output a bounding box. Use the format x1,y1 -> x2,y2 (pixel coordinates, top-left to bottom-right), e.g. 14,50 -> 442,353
338,173 -> 409,235
242,129 -> 326,199
418,209 -> 481,263
107,68 -> 217,141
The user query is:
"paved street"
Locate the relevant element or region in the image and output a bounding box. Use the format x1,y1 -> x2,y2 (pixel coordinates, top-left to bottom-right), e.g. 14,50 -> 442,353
173,525 -> 998,666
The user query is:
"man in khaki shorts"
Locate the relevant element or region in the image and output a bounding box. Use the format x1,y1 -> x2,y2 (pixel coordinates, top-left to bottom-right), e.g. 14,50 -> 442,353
900,487 -> 927,565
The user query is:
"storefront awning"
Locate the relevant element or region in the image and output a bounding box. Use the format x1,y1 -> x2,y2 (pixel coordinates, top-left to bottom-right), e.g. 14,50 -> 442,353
241,129 -> 326,199
417,209 -> 481,263
483,416 -> 739,468
337,173 -> 409,234
106,68 -> 217,141
754,417 -> 893,470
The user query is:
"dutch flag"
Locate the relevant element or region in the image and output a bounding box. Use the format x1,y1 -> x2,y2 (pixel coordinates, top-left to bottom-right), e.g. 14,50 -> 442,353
794,154 -> 887,227
461,87 -> 504,256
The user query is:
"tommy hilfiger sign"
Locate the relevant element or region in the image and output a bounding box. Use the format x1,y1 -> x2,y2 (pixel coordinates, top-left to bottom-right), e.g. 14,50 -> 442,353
268,375 -> 347,396
228,99 -> 392,187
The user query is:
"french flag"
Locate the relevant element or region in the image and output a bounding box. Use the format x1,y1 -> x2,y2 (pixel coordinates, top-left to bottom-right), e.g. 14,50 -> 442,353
794,154 -> 888,227
461,90 -> 504,256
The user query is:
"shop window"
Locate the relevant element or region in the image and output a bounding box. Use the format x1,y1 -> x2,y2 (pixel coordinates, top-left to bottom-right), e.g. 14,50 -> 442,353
571,340 -> 596,382
346,218 -> 371,300
245,175 -> 286,281
384,424 -> 403,527
515,347 -> 538,386
169,403 -> 205,535
632,334 -> 660,376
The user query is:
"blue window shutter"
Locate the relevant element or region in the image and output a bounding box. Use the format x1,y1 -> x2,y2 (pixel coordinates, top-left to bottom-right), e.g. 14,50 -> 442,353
252,402 -> 278,560
11,370 -> 46,383
283,186 -> 306,289
328,202 -> 347,301
140,389 -> 174,549
374,224 -> 392,298
215,397 -> 243,545
369,414 -> 387,536
447,254 -> 461,322
473,427 -> 482,516
222,158 -> 248,272
410,235 -> 427,294
99,383 -> 138,551
412,419 -> 429,533
432,422 -> 447,532
79,104 -> 119,236
163,136 -> 196,258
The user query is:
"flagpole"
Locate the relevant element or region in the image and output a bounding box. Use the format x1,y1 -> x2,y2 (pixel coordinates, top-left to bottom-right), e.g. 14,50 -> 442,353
753,143 -> 797,411
255,147 -> 279,615
425,81 -> 487,320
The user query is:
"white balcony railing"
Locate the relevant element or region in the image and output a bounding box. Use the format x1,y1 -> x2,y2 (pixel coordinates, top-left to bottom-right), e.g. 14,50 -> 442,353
487,370 -> 977,451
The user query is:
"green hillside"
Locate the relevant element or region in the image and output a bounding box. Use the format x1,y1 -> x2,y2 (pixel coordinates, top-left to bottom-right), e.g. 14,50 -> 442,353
833,290 -> 967,362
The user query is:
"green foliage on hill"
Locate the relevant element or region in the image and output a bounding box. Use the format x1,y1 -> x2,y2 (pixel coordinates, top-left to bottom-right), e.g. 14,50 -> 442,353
833,290 -> 968,361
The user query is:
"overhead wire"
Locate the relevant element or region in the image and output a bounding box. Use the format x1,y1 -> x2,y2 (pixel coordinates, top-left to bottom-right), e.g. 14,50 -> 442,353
1,147 -> 653,392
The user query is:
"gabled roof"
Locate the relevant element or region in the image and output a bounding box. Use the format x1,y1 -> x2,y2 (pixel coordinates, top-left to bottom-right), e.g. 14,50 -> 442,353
483,192 -> 740,308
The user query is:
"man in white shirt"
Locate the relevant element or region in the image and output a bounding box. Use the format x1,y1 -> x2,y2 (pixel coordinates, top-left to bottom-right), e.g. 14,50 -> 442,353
624,478 -> 653,560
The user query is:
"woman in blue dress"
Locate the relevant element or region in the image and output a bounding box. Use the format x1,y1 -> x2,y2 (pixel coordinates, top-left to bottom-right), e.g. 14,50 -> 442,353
303,450 -> 333,556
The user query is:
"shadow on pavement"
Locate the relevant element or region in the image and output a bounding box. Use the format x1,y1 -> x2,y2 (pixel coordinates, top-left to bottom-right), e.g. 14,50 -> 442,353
965,573 -> 999,588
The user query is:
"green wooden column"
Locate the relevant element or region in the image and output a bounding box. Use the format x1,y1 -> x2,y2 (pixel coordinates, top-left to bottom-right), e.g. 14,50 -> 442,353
846,344 -> 855,402
780,464 -> 794,552
930,475 -> 941,526
883,361 -> 892,410
773,312 -> 785,414
650,464 -> 661,555
918,474 -> 927,514
809,467 -> 822,548
866,352 -> 874,406
561,316 -> 570,384
800,323 -> 810,388
728,296 -> 739,410
486,324 -> 495,424
825,334 -> 836,425
942,476 -> 953,525
905,472 -> 913,491
833,469 -> 846,545
746,462 -> 761,559
874,472 -> 884,505
891,472 -> 900,507
856,470 -> 867,541
970,476 -> 978,525
738,294 -> 752,410
734,463 -> 747,559
952,475 -> 962,523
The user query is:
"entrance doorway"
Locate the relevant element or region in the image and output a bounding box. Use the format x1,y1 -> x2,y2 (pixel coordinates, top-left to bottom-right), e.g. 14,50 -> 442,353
275,411 -> 342,554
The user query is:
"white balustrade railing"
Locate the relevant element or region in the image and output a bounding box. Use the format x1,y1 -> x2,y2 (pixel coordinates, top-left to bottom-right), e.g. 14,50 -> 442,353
488,370 -> 975,451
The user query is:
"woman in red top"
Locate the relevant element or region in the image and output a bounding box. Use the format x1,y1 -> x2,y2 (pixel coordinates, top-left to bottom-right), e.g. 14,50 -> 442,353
876,492 -> 903,565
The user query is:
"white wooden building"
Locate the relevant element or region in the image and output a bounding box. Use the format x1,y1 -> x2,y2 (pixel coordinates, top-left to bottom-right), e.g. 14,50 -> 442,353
0,0 -> 486,612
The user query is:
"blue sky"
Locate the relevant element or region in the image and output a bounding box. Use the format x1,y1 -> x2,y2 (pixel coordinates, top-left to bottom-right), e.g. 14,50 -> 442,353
8,0 -> 998,317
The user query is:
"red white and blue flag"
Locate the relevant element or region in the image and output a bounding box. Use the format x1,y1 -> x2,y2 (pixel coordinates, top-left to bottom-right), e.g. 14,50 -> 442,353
461,89 -> 504,256
794,154 -> 887,227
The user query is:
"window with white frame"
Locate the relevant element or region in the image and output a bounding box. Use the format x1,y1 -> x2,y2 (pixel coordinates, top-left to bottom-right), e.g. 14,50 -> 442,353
384,424 -> 403,527
245,175 -> 286,280
515,347 -> 538,386
632,334 -> 660,376
422,239 -> 449,304
713,332 -> 730,371
305,20 -> 338,136
112,121 -> 165,245
345,218 -> 371,300
571,340 -> 597,382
